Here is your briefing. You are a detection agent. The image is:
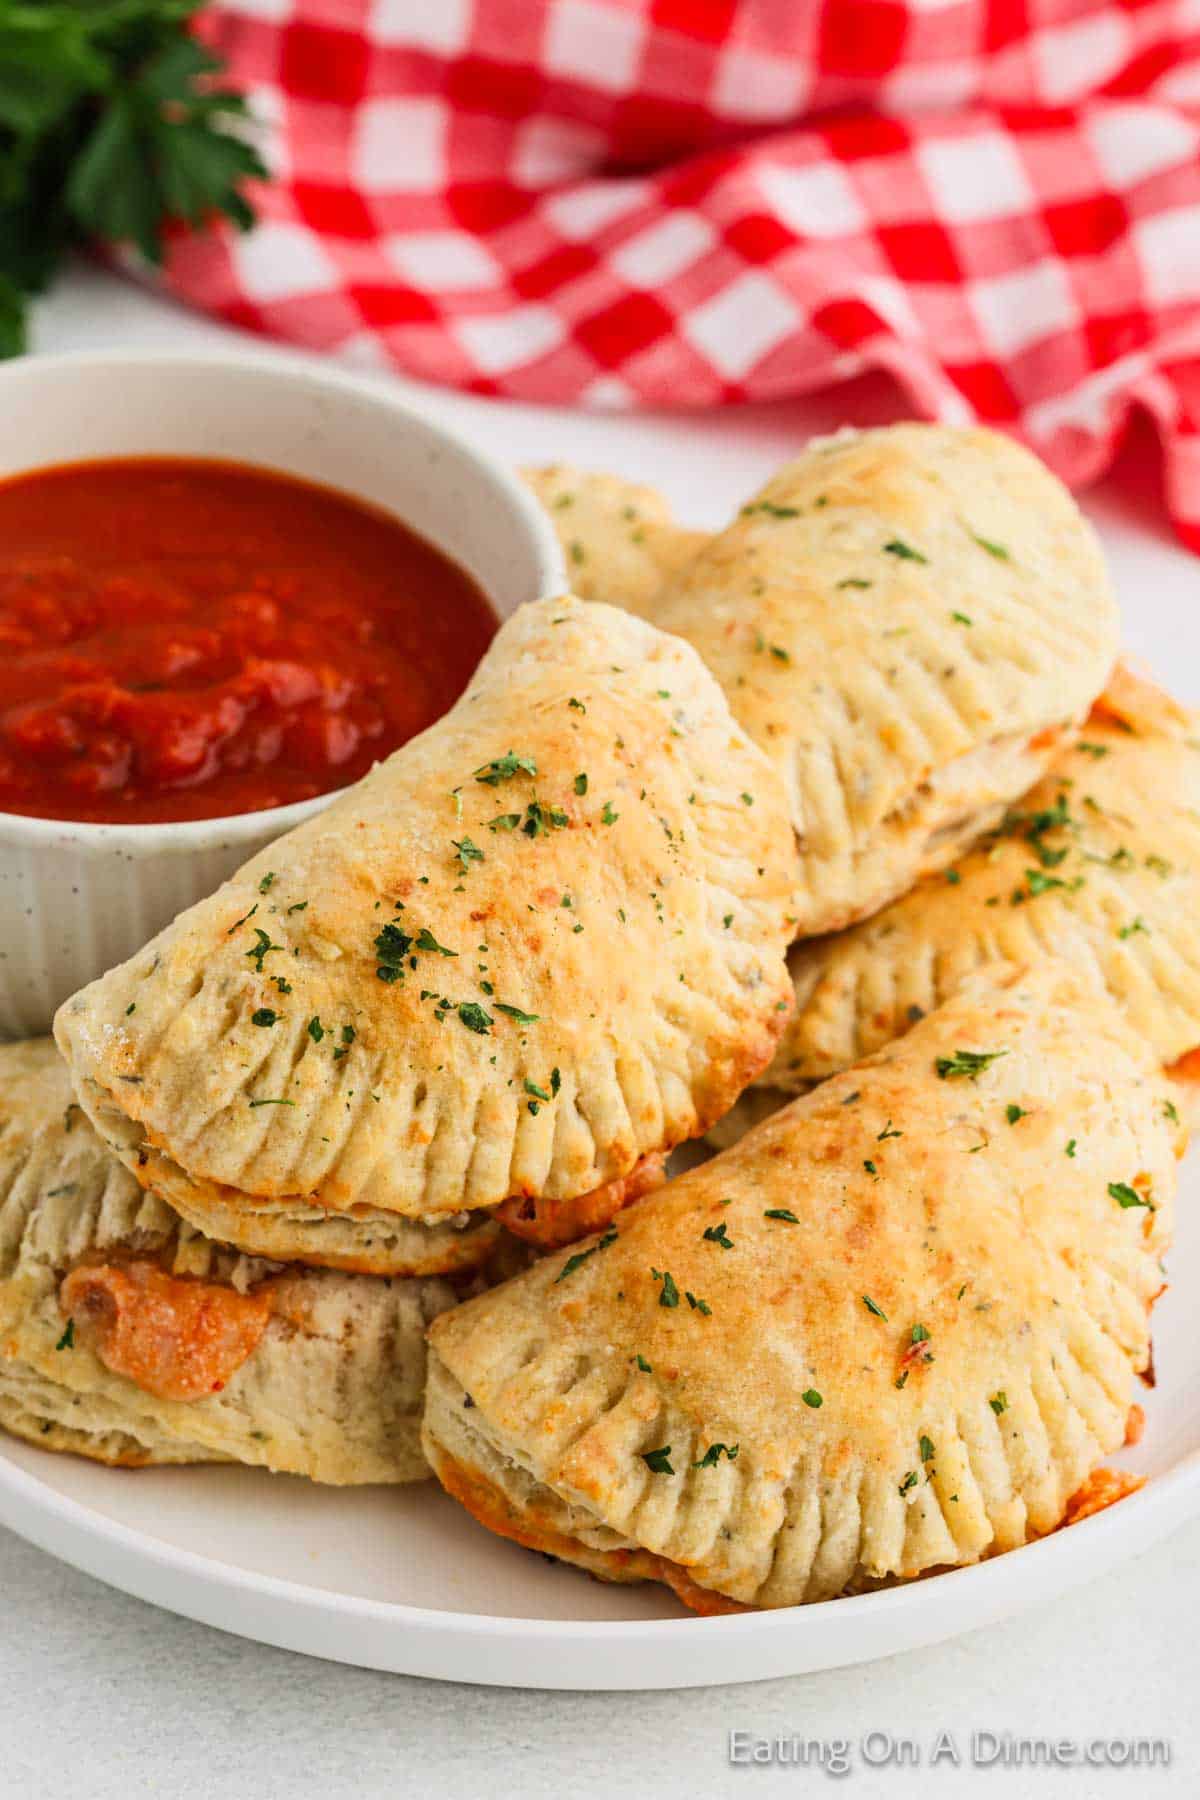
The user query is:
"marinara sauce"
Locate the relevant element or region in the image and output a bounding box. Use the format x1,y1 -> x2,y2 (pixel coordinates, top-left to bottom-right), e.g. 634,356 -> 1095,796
0,458 -> 498,823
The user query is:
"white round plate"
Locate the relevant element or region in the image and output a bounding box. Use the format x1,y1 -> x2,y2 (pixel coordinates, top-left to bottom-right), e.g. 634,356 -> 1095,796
1,1156 -> 1196,1689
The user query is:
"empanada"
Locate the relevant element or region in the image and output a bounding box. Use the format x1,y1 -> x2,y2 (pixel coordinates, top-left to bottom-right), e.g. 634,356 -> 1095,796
0,1042 -> 459,1480
424,962 -> 1176,1611
649,424 -> 1119,933
521,466 -> 706,617
55,597 -> 796,1267
756,667 -> 1200,1104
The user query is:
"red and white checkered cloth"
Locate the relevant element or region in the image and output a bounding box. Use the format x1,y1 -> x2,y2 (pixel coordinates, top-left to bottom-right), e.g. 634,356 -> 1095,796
158,1 -> 1200,547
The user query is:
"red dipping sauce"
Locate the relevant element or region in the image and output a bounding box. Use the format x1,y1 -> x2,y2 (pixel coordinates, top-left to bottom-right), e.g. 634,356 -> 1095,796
0,458 -> 498,824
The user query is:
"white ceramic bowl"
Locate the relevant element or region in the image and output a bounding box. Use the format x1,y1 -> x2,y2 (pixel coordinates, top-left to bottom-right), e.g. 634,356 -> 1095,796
0,351 -> 565,1037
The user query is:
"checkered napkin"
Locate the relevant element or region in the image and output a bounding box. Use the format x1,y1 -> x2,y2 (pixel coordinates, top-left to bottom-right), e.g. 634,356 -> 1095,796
156,1 -> 1200,548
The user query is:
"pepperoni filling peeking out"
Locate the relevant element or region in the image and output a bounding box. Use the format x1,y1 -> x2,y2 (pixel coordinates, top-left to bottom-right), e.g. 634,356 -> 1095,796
58,1260 -> 272,1402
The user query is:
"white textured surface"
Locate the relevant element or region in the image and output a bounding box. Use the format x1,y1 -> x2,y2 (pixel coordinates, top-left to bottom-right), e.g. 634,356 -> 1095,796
2,261 -> 1197,1791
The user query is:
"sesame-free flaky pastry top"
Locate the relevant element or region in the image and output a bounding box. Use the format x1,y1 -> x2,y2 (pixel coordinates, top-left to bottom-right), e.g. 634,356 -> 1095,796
54,598 -> 797,1263
521,465 -> 707,618
0,1041 -> 459,1482
759,667 -> 1200,1097
648,424 -> 1119,934
423,962 -> 1177,1612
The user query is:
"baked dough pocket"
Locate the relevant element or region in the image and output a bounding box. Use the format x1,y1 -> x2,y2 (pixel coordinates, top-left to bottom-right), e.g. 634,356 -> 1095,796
520,466 -> 707,619
0,1040 -> 462,1482
759,665 -> 1200,1103
53,597 -> 797,1262
644,424 -> 1120,935
423,962 -> 1177,1611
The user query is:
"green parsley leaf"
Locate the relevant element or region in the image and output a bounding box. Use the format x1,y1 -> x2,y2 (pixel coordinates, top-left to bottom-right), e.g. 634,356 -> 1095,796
702,1222 -> 734,1249
899,1470 -> 918,1495
642,1445 -> 674,1474
920,1434 -> 935,1462
969,531 -> 1010,560
601,801 -> 619,825
802,1389 -> 823,1409
574,772 -> 588,795
458,1002 -> 493,1035
250,1008 -> 276,1028
936,1048 -> 1008,1080
764,1208 -> 799,1223
652,1268 -> 679,1308
686,1291 -> 712,1315
1109,1180 -> 1151,1209
989,1391 -> 1008,1416
373,922 -> 413,983
1006,1104 -> 1027,1125
693,1442 -> 739,1468
495,1002 -> 539,1024
452,836 -> 484,873
883,538 -> 928,563
415,927 -> 457,957
862,1295 -> 888,1321
474,752 -> 537,786
55,1318 -> 74,1352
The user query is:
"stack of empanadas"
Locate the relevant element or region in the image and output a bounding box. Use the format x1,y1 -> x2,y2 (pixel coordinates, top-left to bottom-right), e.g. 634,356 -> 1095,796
4,421 -> 1185,1618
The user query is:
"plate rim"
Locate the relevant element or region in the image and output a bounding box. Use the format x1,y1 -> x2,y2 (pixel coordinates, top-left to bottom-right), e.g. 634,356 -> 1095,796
2,1437 -> 1198,1687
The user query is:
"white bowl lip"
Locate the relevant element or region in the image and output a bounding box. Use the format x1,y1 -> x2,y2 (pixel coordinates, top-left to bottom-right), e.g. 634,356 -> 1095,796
0,346 -> 566,856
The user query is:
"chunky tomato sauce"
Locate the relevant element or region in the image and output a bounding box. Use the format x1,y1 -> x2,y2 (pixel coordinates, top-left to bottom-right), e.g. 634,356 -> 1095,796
0,458 -> 497,823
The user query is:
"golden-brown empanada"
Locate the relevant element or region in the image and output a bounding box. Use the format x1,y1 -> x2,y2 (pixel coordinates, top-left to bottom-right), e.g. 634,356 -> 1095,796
424,962 -> 1176,1611
755,667 -> 1200,1106
648,424 -> 1119,934
521,466 -> 706,617
0,1042 -> 460,1480
55,597 -> 797,1266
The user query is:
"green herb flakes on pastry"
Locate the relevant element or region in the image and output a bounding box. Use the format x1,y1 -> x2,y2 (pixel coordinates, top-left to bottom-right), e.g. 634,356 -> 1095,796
423,962 -> 1176,1611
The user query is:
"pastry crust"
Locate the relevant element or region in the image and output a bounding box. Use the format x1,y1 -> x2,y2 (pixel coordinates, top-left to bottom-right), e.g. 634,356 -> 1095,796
761,667 -> 1200,1096
0,1041 -> 460,1482
649,424 -> 1119,933
424,962 -> 1177,1609
521,466 -> 706,618
55,597 -> 796,1249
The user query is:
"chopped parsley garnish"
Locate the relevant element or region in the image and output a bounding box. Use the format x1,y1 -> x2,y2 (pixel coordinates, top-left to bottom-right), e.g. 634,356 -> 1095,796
910,1322 -> 931,1345
1006,1104 -> 1027,1125
685,1292 -> 711,1315
899,1470 -> 918,1495
1077,741 -> 1110,758
802,1389 -> 823,1409
863,1159 -> 879,1177
636,1355 -> 652,1373
374,922 -> 413,983
989,1391 -> 1008,1416
703,1222 -> 733,1249
936,1048 -> 1008,1081
574,772 -> 588,796
568,697 -> 586,713
765,1208 -> 799,1223
458,1001 -> 493,1035
452,836 -> 484,873
969,531 -> 1009,560
495,1002 -> 540,1024
642,1445 -> 674,1474
415,927 -> 457,957
769,644 -> 791,663
1118,916 -> 1149,939
55,1319 -> 74,1351
837,577 -> 872,590
522,798 -> 569,838
1066,1138 -> 1077,1157
862,1295 -> 888,1321
226,902 -> 257,936
951,610 -> 972,626
249,1096 -> 296,1108
488,812 -> 521,832
553,1228 -> 618,1283
1165,1099 -> 1181,1125
601,801 -> 619,825
883,538 -> 928,563
877,1120 -> 902,1141
742,501 -> 799,518
652,1268 -> 679,1308
920,1434 -> 935,1462
693,1443 -> 739,1467
258,872 -> 276,894
307,1016 -> 325,1044
524,1079 -> 551,1103
1109,1180 -> 1151,1210
245,928 -> 280,973
250,1008 -> 277,1028
474,752 -> 537,786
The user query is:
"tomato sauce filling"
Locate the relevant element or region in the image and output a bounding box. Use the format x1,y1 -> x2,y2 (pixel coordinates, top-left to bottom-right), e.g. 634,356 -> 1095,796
0,458 -> 497,823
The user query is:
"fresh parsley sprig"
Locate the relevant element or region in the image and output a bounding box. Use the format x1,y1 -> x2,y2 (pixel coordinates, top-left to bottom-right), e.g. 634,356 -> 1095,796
0,1 -> 265,355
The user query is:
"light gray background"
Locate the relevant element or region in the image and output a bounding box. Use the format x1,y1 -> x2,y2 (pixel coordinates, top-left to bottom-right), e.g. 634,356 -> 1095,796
1,265 -> 1194,1798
